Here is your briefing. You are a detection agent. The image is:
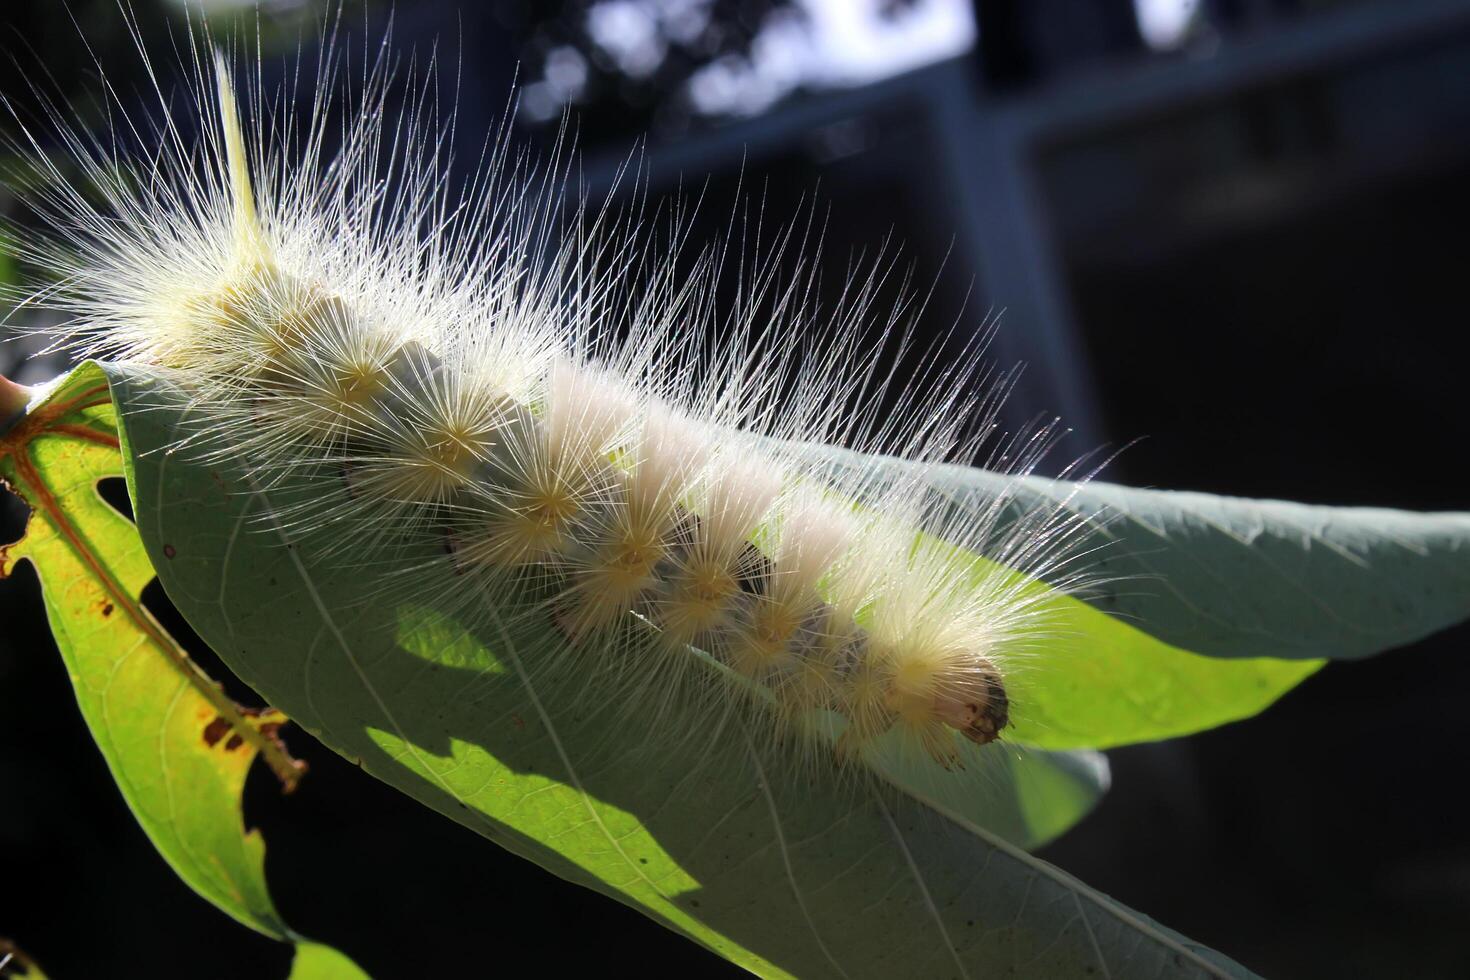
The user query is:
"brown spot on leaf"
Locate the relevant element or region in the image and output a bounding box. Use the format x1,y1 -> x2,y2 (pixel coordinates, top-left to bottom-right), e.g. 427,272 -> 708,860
100,601 -> 114,617
202,715 -> 230,747
224,734 -> 245,751
162,543 -> 177,559
511,713 -> 526,731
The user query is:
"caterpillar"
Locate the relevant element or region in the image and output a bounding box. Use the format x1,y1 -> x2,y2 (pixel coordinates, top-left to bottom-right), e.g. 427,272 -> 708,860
2,26 -> 1095,774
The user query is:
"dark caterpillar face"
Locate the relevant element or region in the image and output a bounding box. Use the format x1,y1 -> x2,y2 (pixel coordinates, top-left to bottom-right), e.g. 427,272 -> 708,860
956,665 -> 1010,746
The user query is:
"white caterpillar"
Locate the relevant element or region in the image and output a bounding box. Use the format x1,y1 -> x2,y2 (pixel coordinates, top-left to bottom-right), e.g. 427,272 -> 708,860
3,30 -> 1097,772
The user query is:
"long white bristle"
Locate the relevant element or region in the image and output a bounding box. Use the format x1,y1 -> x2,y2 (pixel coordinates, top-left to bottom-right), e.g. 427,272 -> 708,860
1,30 -> 1105,772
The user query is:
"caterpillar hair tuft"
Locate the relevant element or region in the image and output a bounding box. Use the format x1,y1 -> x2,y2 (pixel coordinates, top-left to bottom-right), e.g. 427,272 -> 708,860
2,24 -> 1103,775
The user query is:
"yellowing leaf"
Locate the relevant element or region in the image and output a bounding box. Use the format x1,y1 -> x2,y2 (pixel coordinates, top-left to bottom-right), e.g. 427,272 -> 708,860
0,363 -> 364,977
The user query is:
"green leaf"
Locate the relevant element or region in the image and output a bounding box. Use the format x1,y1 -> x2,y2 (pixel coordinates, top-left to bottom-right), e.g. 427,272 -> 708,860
0,363 -> 365,978
775,445 -> 1326,750
874,452 -> 1470,662
289,943 -> 370,980
802,442 -> 1470,746
105,369 -> 1260,977
976,574 -> 1320,751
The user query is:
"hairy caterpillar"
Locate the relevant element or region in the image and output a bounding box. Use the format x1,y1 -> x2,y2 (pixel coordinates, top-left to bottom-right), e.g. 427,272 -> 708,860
1,25 -> 1095,775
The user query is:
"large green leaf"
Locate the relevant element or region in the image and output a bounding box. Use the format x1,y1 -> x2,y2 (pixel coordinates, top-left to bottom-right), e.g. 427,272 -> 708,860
105,362 -> 1268,978
851,451 -> 1470,662
0,363 -> 364,978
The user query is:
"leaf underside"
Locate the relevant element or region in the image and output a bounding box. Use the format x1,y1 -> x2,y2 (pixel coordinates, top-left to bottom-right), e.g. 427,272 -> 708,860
107,362 -> 1276,979
16,335 -> 1466,978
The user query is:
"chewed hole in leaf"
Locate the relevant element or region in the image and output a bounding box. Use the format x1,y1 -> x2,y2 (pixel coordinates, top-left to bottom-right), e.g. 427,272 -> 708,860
95,475 -> 132,522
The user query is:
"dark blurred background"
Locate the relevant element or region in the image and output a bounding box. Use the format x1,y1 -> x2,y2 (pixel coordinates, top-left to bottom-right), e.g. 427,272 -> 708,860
3,1 -> 1469,977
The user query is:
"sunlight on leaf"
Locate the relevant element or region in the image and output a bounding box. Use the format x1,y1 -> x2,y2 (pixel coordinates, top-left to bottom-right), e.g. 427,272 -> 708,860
108,362 -> 1264,979
0,363 -> 364,978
